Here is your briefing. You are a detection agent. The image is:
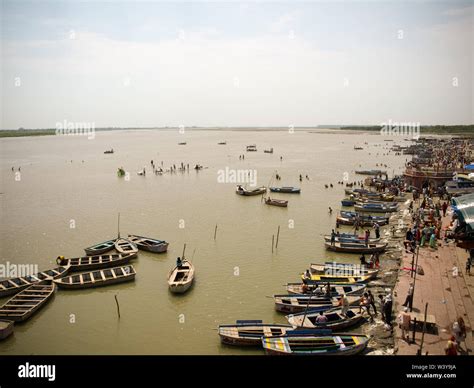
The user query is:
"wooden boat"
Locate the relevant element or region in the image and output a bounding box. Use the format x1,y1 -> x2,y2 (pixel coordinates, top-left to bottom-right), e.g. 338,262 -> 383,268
57,253 -> 135,272
286,306 -> 365,330
128,235 -> 169,253
84,239 -> 116,255
117,167 -> 126,177
269,187 -> 301,194
323,234 -> 380,243
54,265 -> 136,290
104,149 -> 114,154
325,241 -> 387,254
246,145 -> 257,151
301,273 -> 374,285
354,146 -> 363,150
235,185 -> 266,196
114,238 -> 138,255
168,260 -> 195,294
0,284 -> 55,322
0,320 -> 14,340
0,266 -> 69,298
309,262 -> 379,279
341,198 -> 355,206
273,294 -> 359,314
336,211 -> 389,226
354,202 -> 398,213
218,141 -> 227,145
286,283 -> 366,296
355,169 -> 385,175
264,148 -> 273,153
218,320 -> 295,346
178,142 -> 187,145
261,331 -> 370,355
344,188 -> 368,195
265,198 -> 288,207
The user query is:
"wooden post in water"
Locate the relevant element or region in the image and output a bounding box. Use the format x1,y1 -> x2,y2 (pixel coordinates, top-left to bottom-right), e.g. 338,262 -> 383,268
272,235 -> 274,253
276,226 -> 280,248
114,294 -> 121,319
117,213 -> 121,239
214,224 -> 218,241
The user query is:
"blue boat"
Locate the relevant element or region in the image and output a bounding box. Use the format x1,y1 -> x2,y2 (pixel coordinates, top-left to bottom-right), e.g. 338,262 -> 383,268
341,198 -> 355,206
269,187 -> 301,194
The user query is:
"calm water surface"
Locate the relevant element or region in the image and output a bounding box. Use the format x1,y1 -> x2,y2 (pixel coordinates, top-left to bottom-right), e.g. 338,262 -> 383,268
0,129 -> 409,354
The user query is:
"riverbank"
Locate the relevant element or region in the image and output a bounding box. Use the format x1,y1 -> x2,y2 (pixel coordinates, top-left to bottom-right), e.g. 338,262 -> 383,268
393,212 -> 473,355
2,125 -> 472,138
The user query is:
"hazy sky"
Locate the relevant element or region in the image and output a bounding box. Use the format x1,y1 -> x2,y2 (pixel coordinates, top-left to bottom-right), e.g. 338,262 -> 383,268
1,1 -> 472,129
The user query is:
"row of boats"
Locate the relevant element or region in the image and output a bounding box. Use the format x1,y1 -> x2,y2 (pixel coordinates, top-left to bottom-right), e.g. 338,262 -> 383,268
217,180 -> 404,355
0,233 -> 178,340
217,262 -> 380,355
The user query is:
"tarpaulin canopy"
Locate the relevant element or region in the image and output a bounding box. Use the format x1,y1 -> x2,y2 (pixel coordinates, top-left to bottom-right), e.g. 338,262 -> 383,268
465,163 -> 474,170
452,193 -> 474,233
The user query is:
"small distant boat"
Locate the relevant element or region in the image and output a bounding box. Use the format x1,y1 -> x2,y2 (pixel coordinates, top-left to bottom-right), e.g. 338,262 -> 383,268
84,239 -> 116,256
236,185 -> 266,196
117,167 -> 126,177
0,320 -> 14,340
265,198 -> 288,207
54,265 -> 136,290
286,306 -> 365,331
0,284 -> 56,322
246,145 -> 257,151
218,320 -> 294,346
218,141 -> 227,145
323,234 -> 380,244
114,238 -> 138,255
354,146 -> 363,150
57,253 -> 135,272
285,283 -> 366,296
178,142 -> 187,145
354,202 -> 398,213
261,332 -> 370,355
269,187 -> 300,194
128,235 -> 169,253
137,168 -> 146,176
167,260 -> 195,294
104,149 -> 114,154
309,262 -> 379,279
324,241 -> 387,254
273,294 -> 359,314
264,148 -> 273,153
0,266 -> 69,298
355,169 -> 386,175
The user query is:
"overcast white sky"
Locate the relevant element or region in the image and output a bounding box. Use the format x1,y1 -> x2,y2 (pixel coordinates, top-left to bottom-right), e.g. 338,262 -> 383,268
1,1 -> 473,129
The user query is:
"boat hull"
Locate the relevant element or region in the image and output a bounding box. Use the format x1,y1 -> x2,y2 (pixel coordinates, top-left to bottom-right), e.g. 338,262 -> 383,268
0,320 -> 14,340
84,240 -> 116,256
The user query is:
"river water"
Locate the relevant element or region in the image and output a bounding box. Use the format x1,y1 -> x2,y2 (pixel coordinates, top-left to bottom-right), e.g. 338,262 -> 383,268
0,129 -> 409,354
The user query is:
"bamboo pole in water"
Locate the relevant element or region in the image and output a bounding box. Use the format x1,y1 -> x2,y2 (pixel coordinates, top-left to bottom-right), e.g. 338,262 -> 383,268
117,213 -> 121,239
276,226 -> 280,248
214,224 -> 218,240
272,235 -> 274,253
114,294 -> 121,319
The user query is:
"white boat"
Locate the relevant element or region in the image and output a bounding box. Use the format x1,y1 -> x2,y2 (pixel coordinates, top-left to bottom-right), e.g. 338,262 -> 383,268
168,260 -> 195,294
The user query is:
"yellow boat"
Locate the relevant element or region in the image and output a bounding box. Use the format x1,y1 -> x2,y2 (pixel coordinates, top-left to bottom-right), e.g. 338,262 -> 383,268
301,273 -> 373,284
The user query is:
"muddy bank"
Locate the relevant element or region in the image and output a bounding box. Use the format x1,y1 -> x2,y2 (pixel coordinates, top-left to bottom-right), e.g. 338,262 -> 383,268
363,199 -> 412,355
